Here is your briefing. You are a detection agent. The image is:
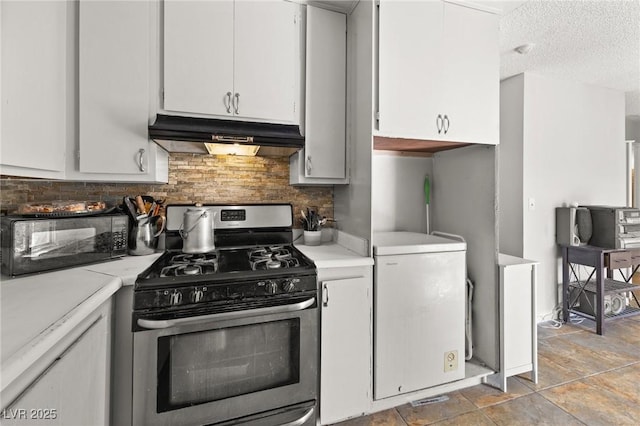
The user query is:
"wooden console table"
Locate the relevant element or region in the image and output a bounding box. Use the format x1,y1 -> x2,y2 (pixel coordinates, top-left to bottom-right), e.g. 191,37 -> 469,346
561,245 -> 640,335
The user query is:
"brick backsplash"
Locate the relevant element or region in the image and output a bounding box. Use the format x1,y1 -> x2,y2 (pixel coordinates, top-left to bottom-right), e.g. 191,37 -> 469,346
0,153 -> 333,227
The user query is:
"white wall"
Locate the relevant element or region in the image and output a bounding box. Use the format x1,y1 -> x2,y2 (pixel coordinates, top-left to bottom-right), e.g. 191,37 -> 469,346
372,153 -> 433,233
432,144 -> 499,370
334,0 -> 373,251
498,75 -> 524,257
501,72 -> 626,320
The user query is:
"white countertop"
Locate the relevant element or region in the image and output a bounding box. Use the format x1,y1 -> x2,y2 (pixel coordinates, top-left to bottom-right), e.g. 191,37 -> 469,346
81,252 -> 162,285
295,242 -> 373,268
0,241 -> 370,403
0,253 -> 161,404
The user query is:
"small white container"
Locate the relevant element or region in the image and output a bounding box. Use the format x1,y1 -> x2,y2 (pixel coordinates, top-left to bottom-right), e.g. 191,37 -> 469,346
304,230 -> 322,246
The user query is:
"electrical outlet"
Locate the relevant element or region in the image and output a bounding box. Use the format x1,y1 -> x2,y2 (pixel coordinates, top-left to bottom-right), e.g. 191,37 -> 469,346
444,350 -> 458,372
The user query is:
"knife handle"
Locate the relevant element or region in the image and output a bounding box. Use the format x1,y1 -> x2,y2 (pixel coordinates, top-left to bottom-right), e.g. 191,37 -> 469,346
135,195 -> 146,214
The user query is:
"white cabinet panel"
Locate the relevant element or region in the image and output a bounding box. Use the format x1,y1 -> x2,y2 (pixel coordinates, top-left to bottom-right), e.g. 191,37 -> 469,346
304,6 -> 346,179
162,0 -> 299,124
442,3 -> 498,145
3,304 -> 111,426
163,0 -> 233,116
377,0 -> 443,140
0,0 -> 67,178
290,5 -> 348,185
318,268 -> 371,425
486,255 -> 538,391
76,0 -> 168,182
234,1 -> 298,123
376,0 -> 498,145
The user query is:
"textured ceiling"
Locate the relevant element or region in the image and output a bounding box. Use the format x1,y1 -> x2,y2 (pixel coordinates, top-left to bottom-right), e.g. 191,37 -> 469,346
499,0 -> 640,116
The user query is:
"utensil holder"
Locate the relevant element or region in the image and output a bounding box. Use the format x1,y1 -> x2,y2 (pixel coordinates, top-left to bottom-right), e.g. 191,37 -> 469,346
304,230 -> 322,246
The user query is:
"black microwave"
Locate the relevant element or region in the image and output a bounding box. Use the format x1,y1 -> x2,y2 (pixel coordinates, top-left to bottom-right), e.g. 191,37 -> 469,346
1,214 -> 128,276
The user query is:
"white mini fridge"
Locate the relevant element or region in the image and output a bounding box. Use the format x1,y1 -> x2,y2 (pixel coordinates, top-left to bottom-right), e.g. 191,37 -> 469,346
373,232 -> 466,399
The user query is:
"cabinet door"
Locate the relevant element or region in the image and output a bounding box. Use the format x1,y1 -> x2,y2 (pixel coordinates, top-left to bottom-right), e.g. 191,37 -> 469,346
377,0 -> 443,140
163,0 -> 233,116
3,312 -> 110,426
441,2 -> 498,144
233,1 -> 298,123
321,277 -> 370,425
0,0 -> 66,179
304,6 -> 346,179
78,0 -> 161,177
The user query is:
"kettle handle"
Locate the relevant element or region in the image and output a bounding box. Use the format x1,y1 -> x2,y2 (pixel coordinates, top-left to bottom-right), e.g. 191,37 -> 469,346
179,211 -> 209,240
151,215 -> 165,238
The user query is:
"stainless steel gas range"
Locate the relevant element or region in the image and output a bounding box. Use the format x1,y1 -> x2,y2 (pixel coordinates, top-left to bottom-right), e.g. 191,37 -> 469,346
132,204 -> 318,426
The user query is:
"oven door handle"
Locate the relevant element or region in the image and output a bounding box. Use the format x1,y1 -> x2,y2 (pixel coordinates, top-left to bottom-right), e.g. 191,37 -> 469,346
284,407 -> 315,426
137,297 -> 316,330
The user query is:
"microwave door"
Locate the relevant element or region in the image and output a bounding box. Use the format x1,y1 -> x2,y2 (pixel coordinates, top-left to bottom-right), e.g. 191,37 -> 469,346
26,227 -> 97,258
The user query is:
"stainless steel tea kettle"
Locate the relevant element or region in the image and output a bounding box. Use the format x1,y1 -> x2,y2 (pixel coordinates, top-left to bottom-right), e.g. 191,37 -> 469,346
180,204 -> 216,253
129,214 -> 164,256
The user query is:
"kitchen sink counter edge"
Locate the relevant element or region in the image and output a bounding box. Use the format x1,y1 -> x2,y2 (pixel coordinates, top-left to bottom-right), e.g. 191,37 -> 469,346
0,253 -> 161,408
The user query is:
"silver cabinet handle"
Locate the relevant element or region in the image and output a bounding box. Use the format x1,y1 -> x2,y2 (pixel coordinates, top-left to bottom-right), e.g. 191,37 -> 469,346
306,156 -> 313,174
322,283 -> 329,307
137,297 -> 315,330
443,114 -> 450,134
233,92 -> 240,114
436,114 -> 443,134
224,92 -> 232,113
137,148 -> 146,172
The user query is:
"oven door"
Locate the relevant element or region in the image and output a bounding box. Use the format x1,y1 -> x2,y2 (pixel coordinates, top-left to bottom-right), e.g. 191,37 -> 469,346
133,296 -> 318,426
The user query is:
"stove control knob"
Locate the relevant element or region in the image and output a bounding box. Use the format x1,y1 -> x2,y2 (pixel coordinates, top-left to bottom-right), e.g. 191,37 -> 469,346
192,289 -> 204,303
282,280 -> 295,293
170,290 -> 183,306
265,281 -> 278,295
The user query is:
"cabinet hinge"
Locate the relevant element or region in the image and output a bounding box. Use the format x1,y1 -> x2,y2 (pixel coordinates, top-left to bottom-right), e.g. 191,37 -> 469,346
76,150 -> 81,160
293,101 -> 296,113
375,111 -> 380,121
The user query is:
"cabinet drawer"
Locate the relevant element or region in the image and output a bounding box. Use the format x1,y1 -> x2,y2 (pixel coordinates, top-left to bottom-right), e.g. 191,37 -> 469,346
606,251 -> 640,269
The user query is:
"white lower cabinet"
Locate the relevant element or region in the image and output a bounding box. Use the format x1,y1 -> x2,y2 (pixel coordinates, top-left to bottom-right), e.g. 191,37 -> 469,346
486,255 -> 538,391
3,301 -> 112,426
319,266 -> 372,425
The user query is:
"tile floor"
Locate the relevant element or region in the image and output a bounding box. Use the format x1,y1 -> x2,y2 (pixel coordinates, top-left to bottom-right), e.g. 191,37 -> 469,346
334,315 -> 640,425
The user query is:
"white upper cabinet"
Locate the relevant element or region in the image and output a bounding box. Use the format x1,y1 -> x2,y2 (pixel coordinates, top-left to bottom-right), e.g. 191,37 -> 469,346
440,2 -> 498,145
0,1 -> 67,179
290,5 -> 348,185
163,0 -> 300,124
77,0 -> 167,182
378,0 -> 443,141
163,1 -> 233,117
376,0 -> 498,145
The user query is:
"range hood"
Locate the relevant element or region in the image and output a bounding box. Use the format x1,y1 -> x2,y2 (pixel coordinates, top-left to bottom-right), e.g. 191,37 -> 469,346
148,114 -> 304,157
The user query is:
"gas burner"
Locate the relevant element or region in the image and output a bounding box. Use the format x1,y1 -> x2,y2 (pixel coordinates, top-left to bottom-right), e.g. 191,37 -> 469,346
267,260 -> 282,269
160,252 -> 219,277
249,246 -> 300,271
171,253 -> 217,264
249,246 -> 292,261
182,265 -> 202,275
